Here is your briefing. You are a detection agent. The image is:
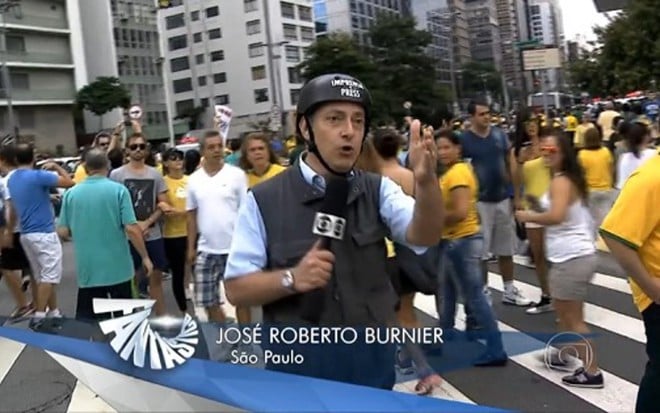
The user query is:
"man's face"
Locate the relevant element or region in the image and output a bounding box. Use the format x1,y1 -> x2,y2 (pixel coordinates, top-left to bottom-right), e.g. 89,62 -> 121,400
202,136 -> 224,162
127,138 -> 147,161
471,105 -> 491,129
303,102 -> 365,173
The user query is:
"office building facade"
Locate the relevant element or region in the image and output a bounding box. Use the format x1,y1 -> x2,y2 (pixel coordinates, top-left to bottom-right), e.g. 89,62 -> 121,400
465,0 -> 502,70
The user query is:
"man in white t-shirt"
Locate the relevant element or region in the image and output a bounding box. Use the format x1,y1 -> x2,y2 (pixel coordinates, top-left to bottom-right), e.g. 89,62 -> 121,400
186,130 -> 247,322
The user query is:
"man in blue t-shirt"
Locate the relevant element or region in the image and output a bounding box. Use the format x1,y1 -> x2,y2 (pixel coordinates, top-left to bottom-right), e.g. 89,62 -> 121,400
460,99 -> 531,308
6,144 -> 75,332
643,93 -> 659,123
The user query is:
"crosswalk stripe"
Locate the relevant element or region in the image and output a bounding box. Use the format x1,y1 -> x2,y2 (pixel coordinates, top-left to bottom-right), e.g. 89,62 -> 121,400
512,256 -> 631,295
394,378 -> 476,404
413,294 -> 639,413
488,272 -> 646,343
0,337 -> 25,386
67,381 -> 117,413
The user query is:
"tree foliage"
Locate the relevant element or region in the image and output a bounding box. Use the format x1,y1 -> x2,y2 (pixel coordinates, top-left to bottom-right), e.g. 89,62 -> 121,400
567,0 -> 660,96
460,61 -> 502,101
298,14 -> 451,126
75,76 -> 131,117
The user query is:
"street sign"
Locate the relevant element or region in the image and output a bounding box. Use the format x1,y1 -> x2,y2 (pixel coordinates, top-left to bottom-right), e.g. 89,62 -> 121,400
522,48 -> 561,71
128,105 -> 142,120
515,39 -> 540,49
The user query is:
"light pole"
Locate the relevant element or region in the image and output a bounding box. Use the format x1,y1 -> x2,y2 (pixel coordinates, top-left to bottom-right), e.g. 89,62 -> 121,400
0,0 -> 18,141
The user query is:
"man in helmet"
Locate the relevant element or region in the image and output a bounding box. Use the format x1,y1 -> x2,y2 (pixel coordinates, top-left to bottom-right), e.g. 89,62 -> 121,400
224,73 -> 443,389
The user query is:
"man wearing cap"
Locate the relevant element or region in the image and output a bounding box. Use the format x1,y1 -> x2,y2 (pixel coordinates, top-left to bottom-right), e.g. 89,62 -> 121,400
224,73 -> 443,388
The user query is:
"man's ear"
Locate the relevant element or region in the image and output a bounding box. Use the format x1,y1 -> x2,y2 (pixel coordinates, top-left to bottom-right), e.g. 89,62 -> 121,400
298,116 -> 311,141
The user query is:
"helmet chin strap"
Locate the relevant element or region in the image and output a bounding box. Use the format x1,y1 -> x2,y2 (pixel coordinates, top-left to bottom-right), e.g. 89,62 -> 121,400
305,115 -> 364,178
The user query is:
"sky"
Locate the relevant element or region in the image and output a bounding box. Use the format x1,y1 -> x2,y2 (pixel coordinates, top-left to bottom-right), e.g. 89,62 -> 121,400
557,0 -> 613,44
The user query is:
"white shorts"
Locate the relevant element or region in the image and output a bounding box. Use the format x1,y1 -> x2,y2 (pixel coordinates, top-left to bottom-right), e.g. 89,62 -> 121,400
477,199 -> 516,259
20,232 -> 63,284
525,222 -> 543,229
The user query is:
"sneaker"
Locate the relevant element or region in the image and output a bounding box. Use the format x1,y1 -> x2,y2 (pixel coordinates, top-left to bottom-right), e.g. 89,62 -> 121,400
526,296 -> 553,314
502,286 -> 533,306
47,309 -> 63,318
561,367 -> 604,389
9,304 -> 34,323
162,271 -> 172,281
29,317 -> 61,333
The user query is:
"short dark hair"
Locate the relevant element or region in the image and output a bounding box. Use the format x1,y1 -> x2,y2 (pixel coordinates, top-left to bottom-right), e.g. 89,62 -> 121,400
467,97 -> 490,116
84,148 -> 109,171
15,143 -> 34,165
200,130 -> 222,150
127,133 -> 146,145
0,145 -> 17,166
371,127 -> 403,159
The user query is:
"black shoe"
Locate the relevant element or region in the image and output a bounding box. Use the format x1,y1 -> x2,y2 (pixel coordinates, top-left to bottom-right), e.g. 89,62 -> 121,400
562,367 -> 604,389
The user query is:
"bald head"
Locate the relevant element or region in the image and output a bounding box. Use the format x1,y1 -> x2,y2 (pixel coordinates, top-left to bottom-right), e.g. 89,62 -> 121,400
84,148 -> 109,174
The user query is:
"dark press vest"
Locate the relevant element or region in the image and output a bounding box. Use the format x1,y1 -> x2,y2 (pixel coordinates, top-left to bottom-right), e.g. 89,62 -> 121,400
251,160 -> 397,327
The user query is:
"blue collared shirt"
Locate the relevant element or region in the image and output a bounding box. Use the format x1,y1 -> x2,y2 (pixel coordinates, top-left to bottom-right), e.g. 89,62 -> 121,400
224,157 -> 427,279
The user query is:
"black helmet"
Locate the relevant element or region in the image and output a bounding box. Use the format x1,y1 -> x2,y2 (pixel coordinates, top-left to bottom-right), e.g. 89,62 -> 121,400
296,73 -> 372,177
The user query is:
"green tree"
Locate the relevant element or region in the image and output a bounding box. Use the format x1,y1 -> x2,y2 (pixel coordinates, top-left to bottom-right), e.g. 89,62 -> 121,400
297,32 -> 376,87
460,61 -> 502,101
75,76 -> 131,129
368,13 -> 449,125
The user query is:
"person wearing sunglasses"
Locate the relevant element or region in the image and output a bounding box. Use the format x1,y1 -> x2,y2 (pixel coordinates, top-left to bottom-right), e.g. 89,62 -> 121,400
515,130 -> 603,389
73,121 -> 124,184
158,148 -> 190,315
109,133 -> 170,316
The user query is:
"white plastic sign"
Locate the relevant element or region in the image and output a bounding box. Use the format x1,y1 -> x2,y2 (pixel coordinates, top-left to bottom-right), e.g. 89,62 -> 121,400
129,105 -> 143,120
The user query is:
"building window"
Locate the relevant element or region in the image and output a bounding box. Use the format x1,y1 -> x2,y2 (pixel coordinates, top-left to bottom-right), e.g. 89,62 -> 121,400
168,35 -> 187,51
300,27 -> 314,41
288,67 -> 301,83
298,6 -> 312,21
17,109 -> 35,129
246,19 -> 261,35
165,13 -> 185,30
193,32 -> 202,43
208,28 -> 222,39
285,45 -> 300,62
281,2 -> 295,19
170,56 -> 189,72
195,54 -> 205,64
198,76 -> 207,86
251,65 -> 266,80
205,6 -> 219,18
215,94 -> 230,105
10,73 -> 28,90
201,97 -> 209,107
248,43 -> 264,57
6,35 -> 25,52
254,88 -> 269,103
290,88 -> 301,105
244,0 -> 258,12
176,99 -> 194,114
213,72 -> 227,83
191,10 -> 199,21
211,50 -> 224,61
173,78 -> 193,94
283,24 -> 297,40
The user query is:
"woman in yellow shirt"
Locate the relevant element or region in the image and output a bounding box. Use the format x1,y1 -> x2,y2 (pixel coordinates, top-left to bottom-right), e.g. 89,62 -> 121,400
239,132 -> 285,188
577,127 -> 614,233
512,115 -> 552,314
435,129 -> 507,367
158,148 -> 190,315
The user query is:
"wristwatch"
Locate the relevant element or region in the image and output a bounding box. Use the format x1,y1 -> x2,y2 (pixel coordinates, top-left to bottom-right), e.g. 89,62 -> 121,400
282,270 -> 296,292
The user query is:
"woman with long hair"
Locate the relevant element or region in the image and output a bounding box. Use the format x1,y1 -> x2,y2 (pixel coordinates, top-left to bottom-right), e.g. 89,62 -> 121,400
515,130 -> 603,389
356,126 -> 442,395
512,113 -> 552,314
239,132 -> 285,188
577,127 -> 614,233
615,122 -> 656,191
435,128 -> 508,366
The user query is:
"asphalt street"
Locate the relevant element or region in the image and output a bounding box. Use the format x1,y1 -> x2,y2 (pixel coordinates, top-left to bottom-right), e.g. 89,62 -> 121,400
0,241 -> 646,413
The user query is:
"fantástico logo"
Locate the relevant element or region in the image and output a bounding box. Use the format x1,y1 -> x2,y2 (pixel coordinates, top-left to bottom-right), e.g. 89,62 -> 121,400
543,332 -> 593,372
93,298 -> 199,370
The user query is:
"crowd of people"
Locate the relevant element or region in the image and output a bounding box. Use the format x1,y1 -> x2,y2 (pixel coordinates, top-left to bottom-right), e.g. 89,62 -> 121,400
1,73 -> 658,410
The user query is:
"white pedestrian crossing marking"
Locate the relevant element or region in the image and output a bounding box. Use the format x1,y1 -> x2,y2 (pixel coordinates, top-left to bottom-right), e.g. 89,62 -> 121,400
0,337 -> 24,385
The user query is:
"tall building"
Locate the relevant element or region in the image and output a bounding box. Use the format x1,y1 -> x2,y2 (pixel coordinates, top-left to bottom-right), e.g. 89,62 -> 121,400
528,0 -> 563,90
446,0 -> 471,66
495,0 -> 522,92
465,0 -> 502,70
0,0 -> 80,152
409,0 -> 453,90
312,0 -> 409,44
76,0 -> 177,144
160,0 -> 315,139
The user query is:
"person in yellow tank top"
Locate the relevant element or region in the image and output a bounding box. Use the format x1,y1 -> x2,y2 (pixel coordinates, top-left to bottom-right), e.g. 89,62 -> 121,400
157,148 -> 190,315
239,132 -> 285,188
512,115 -> 552,314
435,129 -> 508,366
577,127 -> 614,234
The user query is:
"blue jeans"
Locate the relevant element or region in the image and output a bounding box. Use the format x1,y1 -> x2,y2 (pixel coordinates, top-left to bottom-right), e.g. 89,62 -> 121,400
438,234 -> 504,354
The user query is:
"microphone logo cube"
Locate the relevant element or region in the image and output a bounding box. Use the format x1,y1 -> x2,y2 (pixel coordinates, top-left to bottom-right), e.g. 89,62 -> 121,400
313,213 -> 346,240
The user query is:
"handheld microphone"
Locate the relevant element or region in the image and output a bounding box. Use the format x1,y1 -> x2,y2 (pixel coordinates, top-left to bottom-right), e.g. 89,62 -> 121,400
301,176 -> 350,323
